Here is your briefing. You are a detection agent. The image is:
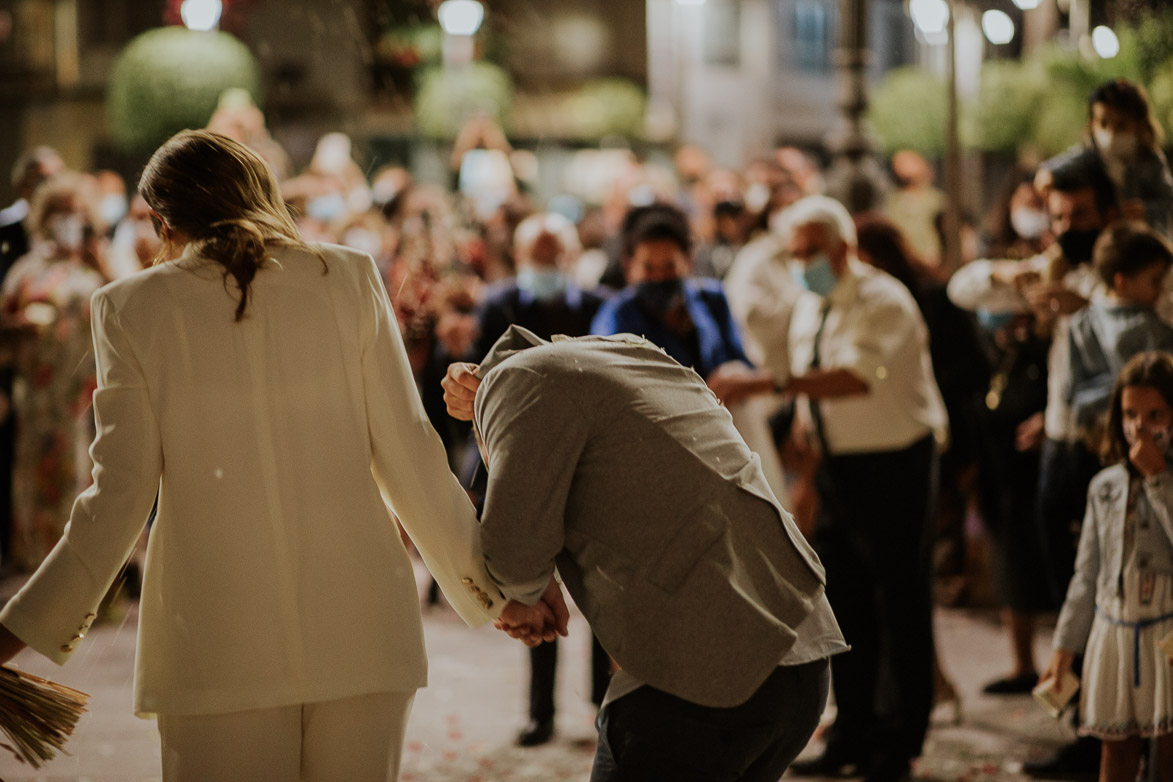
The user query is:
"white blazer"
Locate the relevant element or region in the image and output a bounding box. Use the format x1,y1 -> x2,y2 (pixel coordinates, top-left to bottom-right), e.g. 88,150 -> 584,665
0,242 -> 502,717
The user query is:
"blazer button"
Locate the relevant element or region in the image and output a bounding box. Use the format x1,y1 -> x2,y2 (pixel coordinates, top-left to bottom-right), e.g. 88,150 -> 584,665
60,644 -> 73,653
84,612 -> 96,620
460,578 -> 474,586
70,633 -> 84,642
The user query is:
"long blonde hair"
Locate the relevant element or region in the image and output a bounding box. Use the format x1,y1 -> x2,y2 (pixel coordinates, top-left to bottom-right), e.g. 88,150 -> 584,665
139,130 -> 319,321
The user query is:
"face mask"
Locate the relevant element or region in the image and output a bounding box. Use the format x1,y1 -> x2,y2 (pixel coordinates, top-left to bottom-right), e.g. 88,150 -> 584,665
48,213 -> 85,252
634,279 -> 685,316
790,254 -> 838,297
744,183 -> 770,214
98,194 -> 128,228
306,193 -> 346,222
517,268 -> 567,302
1094,128 -> 1139,160
1056,228 -> 1100,265
342,227 -> 382,259
1010,207 -> 1049,240
976,309 -> 1016,333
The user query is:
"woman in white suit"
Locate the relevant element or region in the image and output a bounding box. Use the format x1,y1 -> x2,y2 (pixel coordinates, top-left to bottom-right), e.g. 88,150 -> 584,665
0,130 -> 512,780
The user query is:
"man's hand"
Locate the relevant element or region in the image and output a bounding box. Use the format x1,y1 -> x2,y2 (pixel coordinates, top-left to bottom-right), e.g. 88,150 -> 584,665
1015,412 -> 1046,452
707,363 -> 773,406
442,362 -> 481,421
1023,282 -> 1088,318
493,576 -> 570,647
1131,429 -> 1167,478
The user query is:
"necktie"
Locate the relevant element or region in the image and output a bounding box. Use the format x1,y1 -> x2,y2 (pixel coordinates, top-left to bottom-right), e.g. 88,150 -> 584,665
807,302 -> 832,457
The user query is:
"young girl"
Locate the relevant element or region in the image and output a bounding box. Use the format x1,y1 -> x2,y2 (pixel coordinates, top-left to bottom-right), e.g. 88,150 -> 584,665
1088,79 -> 1173,236
1041,350 -> 1173,782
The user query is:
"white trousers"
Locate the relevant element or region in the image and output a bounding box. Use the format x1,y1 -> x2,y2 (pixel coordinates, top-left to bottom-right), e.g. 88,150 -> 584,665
157,690 -> 416,782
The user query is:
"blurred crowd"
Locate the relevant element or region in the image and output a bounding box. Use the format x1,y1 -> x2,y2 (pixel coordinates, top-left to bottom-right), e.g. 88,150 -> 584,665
2,76 -> 1173,780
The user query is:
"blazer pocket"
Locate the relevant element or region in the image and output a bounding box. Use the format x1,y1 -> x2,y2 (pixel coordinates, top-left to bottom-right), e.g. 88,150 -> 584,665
646,504 -> 728,593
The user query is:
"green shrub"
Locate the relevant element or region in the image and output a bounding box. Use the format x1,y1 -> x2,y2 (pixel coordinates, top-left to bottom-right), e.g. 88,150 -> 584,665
106,27 -> 261,153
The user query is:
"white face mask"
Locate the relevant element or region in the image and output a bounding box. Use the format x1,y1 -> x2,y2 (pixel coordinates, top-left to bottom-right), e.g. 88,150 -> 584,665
1124,419 -> 1170,448
98,194 -> 128,228
1094,128 -> 1139,159
1010,207 -> 1049,240
48,214 -> 85,252
744,183 -> 770,214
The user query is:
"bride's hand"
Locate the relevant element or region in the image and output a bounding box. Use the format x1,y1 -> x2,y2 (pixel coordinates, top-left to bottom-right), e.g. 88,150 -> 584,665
0,623 -> 27,665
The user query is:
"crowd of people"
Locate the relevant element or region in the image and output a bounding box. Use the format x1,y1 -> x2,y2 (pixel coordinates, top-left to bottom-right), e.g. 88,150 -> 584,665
1,76 -> 1173,782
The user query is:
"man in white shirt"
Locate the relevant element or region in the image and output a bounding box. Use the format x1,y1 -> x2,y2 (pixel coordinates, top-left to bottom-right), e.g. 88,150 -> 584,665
710,195 -> 947,782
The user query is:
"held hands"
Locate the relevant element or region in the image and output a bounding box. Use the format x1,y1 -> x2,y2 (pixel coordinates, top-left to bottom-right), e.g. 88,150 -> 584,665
494,577 -> 570,647
442,363 -> 481,421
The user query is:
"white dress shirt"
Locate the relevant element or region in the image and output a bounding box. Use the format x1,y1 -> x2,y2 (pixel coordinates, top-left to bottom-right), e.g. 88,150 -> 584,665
787,258 -> 947,455
0,242 -> 501,718
723,233 -> 799,371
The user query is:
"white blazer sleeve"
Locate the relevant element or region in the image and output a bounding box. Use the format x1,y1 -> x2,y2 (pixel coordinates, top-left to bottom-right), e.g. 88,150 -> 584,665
0,289 -> 162,665
357,256 -> 502,625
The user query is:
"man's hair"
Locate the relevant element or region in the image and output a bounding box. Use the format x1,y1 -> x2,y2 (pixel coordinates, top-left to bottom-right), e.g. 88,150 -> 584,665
777,195 -> 856,247
621,202 -> 692,259
1093,220 -> 1173,287
1045,148 -> 1119,217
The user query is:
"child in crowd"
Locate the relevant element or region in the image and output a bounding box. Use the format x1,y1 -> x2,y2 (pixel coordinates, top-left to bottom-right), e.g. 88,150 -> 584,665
1066,222 -> 1173,442
1041,351 -> 1173,782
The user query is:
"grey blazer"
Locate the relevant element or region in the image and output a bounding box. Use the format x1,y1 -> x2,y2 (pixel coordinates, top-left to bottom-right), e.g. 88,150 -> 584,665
474,326 -> 828,708
1053,463 -> 1173,654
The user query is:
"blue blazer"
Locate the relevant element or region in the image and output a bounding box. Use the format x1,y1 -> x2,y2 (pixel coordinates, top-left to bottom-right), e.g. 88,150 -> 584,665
590,279 -> 749,378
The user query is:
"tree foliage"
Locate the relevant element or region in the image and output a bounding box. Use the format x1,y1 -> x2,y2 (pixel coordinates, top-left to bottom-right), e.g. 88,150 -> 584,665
867,67 -> 948,156
869,9 -> 1173,157
106,27 -> 261,153
413,62 -> 514,139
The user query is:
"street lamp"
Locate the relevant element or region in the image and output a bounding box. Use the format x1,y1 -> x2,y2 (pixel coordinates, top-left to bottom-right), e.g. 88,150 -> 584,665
180,0 -> 222,32
981,10 -> 1015,45
909,0 -> 950,46
1092,25 -> 1119,59
437,0 -> 485,37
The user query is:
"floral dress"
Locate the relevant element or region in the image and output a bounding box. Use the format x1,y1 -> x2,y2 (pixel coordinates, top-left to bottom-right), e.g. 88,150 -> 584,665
1,250 -> 105,570
1080,475 -> 1173,738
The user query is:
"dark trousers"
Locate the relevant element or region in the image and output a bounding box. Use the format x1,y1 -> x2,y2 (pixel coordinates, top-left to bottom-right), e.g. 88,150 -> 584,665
590,658 -> 830,782
529,633 -> 612,722
814,434 -> 937,766
1036,437 -> 1100,607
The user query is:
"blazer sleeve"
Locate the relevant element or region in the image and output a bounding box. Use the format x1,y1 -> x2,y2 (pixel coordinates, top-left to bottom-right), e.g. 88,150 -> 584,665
0,288 -> 162,665
590,298 -> 624,336
1052,481 -> 1103,654
357,256 -> 502,625
476,364 -> 588,604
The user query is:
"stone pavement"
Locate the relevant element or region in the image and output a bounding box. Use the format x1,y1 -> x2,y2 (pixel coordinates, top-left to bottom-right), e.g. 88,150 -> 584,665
0,565 -> 1081,782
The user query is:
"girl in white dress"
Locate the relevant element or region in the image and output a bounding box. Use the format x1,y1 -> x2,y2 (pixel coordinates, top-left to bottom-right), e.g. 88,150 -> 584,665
1041,350 -> 1173,782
